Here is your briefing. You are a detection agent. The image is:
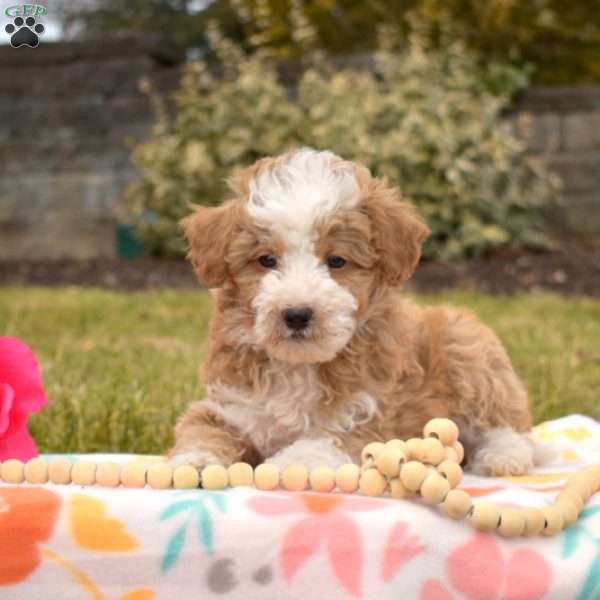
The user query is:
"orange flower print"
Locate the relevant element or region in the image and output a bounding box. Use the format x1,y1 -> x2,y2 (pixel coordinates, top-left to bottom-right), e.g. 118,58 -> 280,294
0,487 -> 61,585
248,492 -> 387,597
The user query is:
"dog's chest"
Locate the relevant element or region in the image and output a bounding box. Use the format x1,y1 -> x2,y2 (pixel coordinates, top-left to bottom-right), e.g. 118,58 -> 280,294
208,363 -> 324,457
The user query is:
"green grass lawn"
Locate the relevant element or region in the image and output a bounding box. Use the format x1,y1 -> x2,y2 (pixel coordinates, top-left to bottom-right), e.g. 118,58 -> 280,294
1,287 -> 599,455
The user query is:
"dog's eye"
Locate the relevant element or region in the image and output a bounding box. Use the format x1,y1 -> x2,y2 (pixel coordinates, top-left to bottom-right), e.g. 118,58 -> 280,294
258,255 -> 277,268
327,255 -> 346,269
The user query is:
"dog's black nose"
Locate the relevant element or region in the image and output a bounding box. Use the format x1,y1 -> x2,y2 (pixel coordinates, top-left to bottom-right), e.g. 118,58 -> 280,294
282,307 -> 313,331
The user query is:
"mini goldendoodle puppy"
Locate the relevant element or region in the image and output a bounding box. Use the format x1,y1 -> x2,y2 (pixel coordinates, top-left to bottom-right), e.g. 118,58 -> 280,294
168,148 -> 538,476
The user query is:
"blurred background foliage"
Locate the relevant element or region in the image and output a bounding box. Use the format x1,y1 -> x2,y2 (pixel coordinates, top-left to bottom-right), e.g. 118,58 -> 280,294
125,26 -> 559,259
60,0 -> 600,85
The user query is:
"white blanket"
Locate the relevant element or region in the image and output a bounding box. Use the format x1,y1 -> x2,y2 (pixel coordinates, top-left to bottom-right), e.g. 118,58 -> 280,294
1,414 -> 599,600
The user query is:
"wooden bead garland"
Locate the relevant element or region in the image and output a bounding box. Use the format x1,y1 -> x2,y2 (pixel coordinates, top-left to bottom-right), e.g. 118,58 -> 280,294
498,509 -> 526,537
146,463 -> 172,490
523,508 -> 546,537
49,458 -> 72,485
72,461 -> 97,486
359,468 -> 387,497
443,489 -> 473,519
172,465 -> 199,489
1,417 -> 598,539
281,464 -> 308,492
1,459 -> 24,484
335,463 -> 360,493
24,457 -> 48,484
228,462 -> 254,487
254,464 -> 279,491
309,466 -> 336,493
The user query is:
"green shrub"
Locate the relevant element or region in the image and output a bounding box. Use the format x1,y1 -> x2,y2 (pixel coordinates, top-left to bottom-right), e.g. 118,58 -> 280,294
126,39 -> 302,256
125,34 -> 560,259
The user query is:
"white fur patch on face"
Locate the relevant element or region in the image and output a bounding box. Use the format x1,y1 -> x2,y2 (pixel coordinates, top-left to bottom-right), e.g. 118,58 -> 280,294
247,148 -> 360,242
247,148 -> 361,363
252,252 -> 358,363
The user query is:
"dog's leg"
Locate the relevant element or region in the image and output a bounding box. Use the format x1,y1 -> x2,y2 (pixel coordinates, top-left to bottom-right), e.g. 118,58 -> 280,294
266,438 -> 353,470
167,400 -> 257,469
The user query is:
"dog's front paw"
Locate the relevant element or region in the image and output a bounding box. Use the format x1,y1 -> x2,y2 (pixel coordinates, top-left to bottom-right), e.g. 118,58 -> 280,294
266,438 -> 353,470
469,428 -> 534,476
168,450 -> 222,472
470,451 -> 533,476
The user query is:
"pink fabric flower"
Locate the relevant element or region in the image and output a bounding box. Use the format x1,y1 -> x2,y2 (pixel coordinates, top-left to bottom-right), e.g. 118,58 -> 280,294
247,492 -> 386,597
0,337 -> 47,461
381,521 -> 426,582
421,533 -> 553,600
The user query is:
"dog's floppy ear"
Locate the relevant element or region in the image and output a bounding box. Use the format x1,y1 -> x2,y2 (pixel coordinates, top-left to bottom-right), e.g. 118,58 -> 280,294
180,201 -> 239,288
358,167 -> 430,287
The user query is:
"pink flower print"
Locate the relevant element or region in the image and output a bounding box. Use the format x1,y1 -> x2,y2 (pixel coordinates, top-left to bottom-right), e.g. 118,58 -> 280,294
247,492 -> 386,597
381,521 -> 426,582
421,533 -> 553,600
0,337 -> 47,461
422,580 -> 455,600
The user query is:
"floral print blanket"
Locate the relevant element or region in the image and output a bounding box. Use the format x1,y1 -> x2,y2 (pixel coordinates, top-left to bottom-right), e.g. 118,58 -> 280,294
1,414 -> 599,600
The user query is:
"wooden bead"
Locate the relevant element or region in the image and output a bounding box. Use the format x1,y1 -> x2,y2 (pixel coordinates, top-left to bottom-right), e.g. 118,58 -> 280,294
361,442 -> 385,465
359,468 -> 387,497
1,459 -> 24,483
147,463 -> 173,489
443,489 -> 473,519
470,502 -> 501,531
24,457 -> 48,484
385,439 -> 407,451
404,438 -> 424,460
71,461 -> 97,486
581,469 -> 599,494
120,463 -> 146,488
420,438 -> 446,466
556,488 -> 584,512
523,508 -> 545,537
255,464 -> 279,491
309,466 -> 336,493
336,464 -> 360,493
585,465 -> 600,489
400,461 -> 428,492
554,500 -> 579,528
444,447 -> 460,462
498,509 -> 526,537
201,465 -> 228,490
437,460 -> 463,488
228,462 -> 254,487
452,441 -> 465,464
567,475 -> 593,501
97,462 -> 121,487
281,464 -> 308,491
423,418 -> 459,446
420,473 -> 450,505
49,458 -> 72,485
376,448 -> 408,478
389,477 -> 413,499
542,506 -> 564,536
173,465 -> 200,489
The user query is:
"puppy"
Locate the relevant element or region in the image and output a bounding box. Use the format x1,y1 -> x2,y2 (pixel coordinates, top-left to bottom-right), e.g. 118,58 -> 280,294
168,148 -> 536,476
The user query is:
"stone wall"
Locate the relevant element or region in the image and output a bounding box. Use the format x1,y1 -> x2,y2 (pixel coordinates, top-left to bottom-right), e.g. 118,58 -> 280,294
0,37 -> 182,259
513,87 -> 600,235
0,40 -> 599,259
